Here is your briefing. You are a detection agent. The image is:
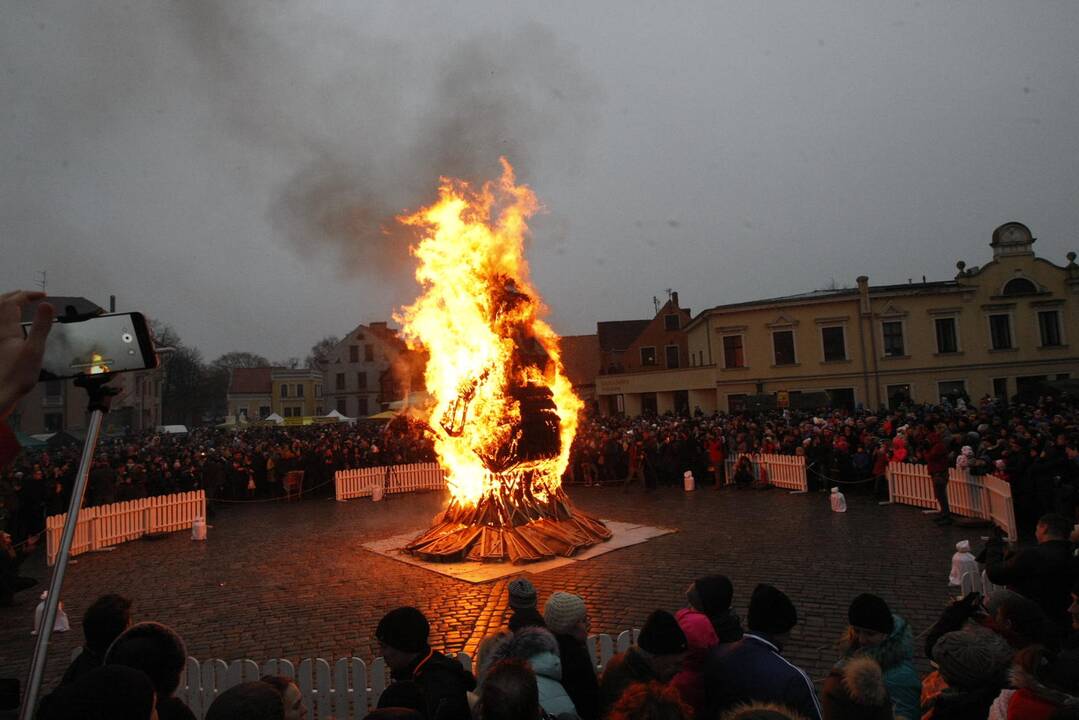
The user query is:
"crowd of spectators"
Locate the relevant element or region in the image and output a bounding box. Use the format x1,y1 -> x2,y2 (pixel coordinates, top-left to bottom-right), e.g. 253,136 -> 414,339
27,521 -> 1079,718
566,395 -> 1079,530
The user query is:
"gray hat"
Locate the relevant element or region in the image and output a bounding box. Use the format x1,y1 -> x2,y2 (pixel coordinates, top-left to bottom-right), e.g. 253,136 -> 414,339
507,578 -> 537,610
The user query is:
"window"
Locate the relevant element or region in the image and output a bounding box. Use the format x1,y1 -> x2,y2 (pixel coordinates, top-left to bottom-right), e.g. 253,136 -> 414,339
698,350 -> 704,365
882,321 -> 905,357
357,372 -> 367,389
665,345 -> 680,369
44,413 -> 63,432
337,397 -> 348,414
938,380 -> 967,403
238,408 -> 248,420
349,345 -> 359,362
364,344 -> 374,362
826,388 -> 855,411
722,335 -> 745,368
821,326 -> 846,361
44,380 -> 62,398
280,384 -> 289,398
664,314 -> 680,331
1039,310 -> 1063,347
358,397 -> 369,416
935,318 -> 958,353
727,394 -> 747,412
258,406 -> 271,418
886,384 -> 911,410
315,406 -> 323,416
640,347 -> 657,366
989,314 -> 1013,350
992,378 -> 1008,400
1002,278 -> 1037,295
296,384 -> 304,398
772,330 -> 796,365
315,384 -> 322,398
335,372 -> 345,390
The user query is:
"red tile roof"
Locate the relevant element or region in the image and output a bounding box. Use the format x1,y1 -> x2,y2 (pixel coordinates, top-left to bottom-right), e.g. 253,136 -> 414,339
228,367 -> 272,395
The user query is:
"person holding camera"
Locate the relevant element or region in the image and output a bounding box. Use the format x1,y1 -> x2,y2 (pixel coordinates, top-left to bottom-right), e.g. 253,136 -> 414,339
0,290 -> 53,464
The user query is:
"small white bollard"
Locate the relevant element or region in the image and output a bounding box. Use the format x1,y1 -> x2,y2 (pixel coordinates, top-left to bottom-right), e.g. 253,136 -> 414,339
32,591 -> 70,635
683,471 -> 695,492
830,487 -> 847,513
949,540 -> 978,587
191,516 -> 207,541
372,483 -> 384,502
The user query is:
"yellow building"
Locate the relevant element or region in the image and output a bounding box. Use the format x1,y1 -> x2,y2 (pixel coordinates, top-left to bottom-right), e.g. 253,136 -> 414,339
596,222 -> 1079,415
270,368 -> 324,419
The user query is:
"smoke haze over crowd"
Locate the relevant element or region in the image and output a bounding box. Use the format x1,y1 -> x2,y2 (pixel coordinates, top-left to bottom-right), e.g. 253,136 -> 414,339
3,1 -> 1078,360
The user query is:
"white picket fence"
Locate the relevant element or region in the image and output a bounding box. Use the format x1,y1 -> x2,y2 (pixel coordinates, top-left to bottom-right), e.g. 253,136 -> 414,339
723,453 -> 808,492
72,629 -> 640,719
335,462 -> 446,501
45,491 -> 206,566
886,462 -> 1017,541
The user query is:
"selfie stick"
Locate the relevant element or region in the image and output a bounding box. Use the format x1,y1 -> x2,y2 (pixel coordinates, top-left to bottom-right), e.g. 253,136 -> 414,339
20,375 -> 117,720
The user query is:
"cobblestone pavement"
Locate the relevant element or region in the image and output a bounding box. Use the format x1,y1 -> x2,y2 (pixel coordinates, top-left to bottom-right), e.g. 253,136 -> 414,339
1,485 -> 982,691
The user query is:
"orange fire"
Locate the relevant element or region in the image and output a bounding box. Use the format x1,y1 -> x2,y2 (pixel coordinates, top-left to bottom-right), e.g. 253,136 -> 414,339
396,159 -> 582,507
88,352 -> 110,375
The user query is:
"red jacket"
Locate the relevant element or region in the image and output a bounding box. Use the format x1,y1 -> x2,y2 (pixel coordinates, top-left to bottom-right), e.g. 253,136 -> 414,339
925,434 -> 950,474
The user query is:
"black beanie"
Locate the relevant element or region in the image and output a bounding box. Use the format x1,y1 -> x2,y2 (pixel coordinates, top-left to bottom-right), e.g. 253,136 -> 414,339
637,610 -> 688,656
694,575 -> 734,615
376,607 -> 430,653
848,594 -> 894,635
747,584 -> 798,635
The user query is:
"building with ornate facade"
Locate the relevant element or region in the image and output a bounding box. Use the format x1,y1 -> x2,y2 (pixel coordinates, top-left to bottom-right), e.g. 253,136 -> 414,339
596,222 -> 1079,415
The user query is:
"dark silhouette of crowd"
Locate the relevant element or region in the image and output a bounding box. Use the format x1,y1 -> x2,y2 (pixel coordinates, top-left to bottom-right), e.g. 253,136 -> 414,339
25,539 -> 1079,719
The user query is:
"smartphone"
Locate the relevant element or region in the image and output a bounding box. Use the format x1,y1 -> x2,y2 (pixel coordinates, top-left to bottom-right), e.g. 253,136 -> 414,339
23,312 -> 159,381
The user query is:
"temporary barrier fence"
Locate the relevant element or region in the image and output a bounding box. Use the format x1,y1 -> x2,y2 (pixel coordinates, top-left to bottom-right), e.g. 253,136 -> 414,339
335,462 -> 446,501
69,629 -> 641,719
886,463 -> 1017,542
723,453 -> 808,493
45,490 -> 206,566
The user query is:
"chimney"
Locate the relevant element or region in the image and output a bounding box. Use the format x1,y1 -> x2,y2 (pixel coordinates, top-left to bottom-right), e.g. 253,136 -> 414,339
109,295 -> 116,312
856,276 -> 870,314
671,291 -> 679,307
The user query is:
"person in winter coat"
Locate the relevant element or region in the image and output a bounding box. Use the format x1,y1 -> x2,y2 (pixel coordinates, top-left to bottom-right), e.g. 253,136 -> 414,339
820,656 -> 892,720
720,702 -> 809,720
707,584 -> 822,720
925,432 -> 952,525
481,625 -> 578,718
599,610 -> 688,717
507,578 -> 546,632
985,513 -> 1079,634
921,626 -> 1014,720
689,574 -> 744,643
608,681 -> 692,720
826,594 -> 919,720
376,607 -> 476,720
544,591 -> 599,720
672,581 -> 720,716
988,645 -> 1079,720
105,621 -> 195,720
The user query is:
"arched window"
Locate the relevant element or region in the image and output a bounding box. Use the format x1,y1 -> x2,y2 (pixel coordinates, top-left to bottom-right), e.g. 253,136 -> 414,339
1002,278 -> 1037,296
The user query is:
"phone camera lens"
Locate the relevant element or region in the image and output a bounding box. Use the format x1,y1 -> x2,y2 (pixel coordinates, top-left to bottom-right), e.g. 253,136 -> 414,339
122,333 -> 133,343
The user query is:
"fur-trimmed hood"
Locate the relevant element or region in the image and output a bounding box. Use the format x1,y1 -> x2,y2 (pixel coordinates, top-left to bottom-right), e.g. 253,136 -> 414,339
1008,664 -> 1079,710
841,656 -> 890,707
720,700 -> 808,719
483,625 -> 562,680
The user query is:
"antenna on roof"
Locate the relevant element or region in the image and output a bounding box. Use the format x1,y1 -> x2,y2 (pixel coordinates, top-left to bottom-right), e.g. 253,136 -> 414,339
36,270 -> 46,292
653,296 -> 660,314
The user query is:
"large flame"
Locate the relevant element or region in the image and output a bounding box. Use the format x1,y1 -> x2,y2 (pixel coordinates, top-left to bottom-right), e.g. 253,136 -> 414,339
396,159 -> 581,507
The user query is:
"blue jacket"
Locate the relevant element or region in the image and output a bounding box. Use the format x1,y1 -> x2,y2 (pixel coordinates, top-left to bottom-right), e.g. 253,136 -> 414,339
706,633 -> 822,720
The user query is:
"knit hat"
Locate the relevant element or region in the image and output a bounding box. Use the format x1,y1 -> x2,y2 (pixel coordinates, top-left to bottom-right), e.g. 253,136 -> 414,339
693,575 -> 735,616
507,578 -> 537,610
932,627 -> 1014,688
376,607 -> 430,653
747,584 -> 798,636
638,610 -> 688,656
543,592 -> 587,635
848,594 -> 894,635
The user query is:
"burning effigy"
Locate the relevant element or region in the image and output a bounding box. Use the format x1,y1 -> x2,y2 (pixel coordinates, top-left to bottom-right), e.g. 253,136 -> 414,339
396,159 -> 611,563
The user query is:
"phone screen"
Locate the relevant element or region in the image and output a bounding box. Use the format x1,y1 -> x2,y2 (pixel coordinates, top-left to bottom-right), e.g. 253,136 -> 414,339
26,312 -> 157,380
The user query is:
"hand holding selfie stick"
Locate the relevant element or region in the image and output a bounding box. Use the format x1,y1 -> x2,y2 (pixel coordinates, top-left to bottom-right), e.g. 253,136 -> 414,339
20,374 -> 118,720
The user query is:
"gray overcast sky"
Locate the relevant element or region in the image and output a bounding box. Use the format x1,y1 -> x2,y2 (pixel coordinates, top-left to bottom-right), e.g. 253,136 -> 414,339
3,1 -> 1079,361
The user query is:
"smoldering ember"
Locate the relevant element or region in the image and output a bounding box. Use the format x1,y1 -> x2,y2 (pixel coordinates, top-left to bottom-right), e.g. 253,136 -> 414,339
4,3 -> 1079,720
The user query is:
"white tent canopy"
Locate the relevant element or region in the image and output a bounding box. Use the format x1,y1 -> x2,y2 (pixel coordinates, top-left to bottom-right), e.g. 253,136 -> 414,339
323,409 -> 355,423
263,413 -> 284,425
